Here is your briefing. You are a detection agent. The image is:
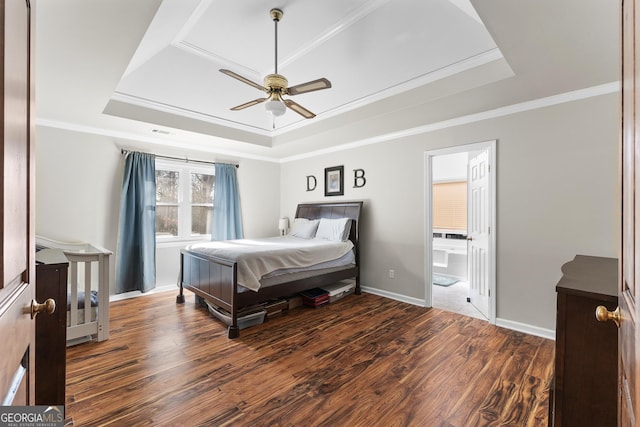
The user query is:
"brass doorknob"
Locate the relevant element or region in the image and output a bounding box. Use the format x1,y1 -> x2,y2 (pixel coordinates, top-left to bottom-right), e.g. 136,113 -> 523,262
595,305 -> 620,328
466,236 -> 473,241
30,298 -> 56,319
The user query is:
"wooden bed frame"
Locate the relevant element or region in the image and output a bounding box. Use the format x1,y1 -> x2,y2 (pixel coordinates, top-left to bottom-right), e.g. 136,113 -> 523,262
176,201 -> 363,338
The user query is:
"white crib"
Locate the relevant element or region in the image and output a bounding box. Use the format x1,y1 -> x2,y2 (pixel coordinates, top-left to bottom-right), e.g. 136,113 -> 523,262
36,236 -> 112,344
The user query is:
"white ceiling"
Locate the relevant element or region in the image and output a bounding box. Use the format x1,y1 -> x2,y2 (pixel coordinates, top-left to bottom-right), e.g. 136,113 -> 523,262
35,0 -> 619,161
108,0 -> 500,136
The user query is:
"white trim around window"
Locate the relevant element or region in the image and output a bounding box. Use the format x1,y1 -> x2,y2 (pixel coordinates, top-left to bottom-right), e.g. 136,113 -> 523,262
155,159 -> 215,246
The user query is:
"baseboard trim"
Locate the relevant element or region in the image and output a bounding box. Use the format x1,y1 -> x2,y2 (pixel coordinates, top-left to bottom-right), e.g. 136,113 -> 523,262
362,285 -> 556,340
360,285 -> 426,307
110,284 -> 176,302
495,318 -> 555,340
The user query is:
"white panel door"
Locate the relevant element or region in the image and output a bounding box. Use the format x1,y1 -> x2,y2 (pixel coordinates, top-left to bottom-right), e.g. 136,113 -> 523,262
467,149 -> 490,319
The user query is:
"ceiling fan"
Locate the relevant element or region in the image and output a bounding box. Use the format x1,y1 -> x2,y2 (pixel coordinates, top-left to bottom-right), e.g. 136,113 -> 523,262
219,8 -> 331,119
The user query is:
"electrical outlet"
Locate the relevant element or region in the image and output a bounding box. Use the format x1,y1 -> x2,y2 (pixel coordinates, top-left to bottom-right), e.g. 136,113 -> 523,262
389,269 -> 395,279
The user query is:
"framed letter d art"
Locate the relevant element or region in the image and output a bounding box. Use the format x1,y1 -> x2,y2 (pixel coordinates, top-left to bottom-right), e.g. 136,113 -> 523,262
324,165 -> 344,196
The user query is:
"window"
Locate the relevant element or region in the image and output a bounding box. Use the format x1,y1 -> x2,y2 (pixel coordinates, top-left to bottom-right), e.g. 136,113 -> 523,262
155,160 -> 214,241
432,181 -> 467,231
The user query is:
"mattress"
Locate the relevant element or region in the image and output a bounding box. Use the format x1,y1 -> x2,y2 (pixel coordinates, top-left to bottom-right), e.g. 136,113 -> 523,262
185,236 -> 355,291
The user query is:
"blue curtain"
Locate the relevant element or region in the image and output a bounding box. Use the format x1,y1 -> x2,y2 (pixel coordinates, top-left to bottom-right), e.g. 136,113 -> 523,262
116,152 -> 156,293
211,163 -> 243,240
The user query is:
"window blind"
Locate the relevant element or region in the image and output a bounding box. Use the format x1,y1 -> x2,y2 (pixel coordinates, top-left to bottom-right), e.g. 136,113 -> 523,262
433,181 -> 467,231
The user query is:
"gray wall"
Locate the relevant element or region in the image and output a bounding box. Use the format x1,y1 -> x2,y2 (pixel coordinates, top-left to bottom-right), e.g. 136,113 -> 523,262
35,91 -> 619,334
35,126 -> 281,294
280,93 -> 619,334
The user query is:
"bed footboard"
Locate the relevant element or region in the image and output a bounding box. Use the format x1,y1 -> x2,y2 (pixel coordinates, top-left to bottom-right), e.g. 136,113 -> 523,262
178,250 -> 241,338
178,249 -> 359,339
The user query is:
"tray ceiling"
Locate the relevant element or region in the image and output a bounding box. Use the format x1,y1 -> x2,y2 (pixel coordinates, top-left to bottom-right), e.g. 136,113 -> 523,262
105,0 -> 503,141
35,0 -> 618,159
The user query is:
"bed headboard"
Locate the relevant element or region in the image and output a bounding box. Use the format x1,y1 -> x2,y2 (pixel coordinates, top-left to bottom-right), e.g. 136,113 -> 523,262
295,201 -> 363,250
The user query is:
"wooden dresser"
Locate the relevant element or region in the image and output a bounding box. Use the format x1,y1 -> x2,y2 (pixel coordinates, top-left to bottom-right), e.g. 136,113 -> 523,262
550,255 -> 618,427
35,250 -> 68,406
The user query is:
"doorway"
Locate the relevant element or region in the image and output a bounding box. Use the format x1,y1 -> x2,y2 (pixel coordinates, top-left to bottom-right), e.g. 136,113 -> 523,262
424,140 -> 496,322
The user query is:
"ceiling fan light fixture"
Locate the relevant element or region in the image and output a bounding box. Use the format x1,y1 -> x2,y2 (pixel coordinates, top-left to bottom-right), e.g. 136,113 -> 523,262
220,8 -> 331,120
265,95 -> 286,116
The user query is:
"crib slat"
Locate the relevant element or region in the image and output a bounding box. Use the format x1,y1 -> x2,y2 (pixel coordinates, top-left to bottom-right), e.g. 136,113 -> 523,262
84,262 -> 92,324
69,261 -> 78,327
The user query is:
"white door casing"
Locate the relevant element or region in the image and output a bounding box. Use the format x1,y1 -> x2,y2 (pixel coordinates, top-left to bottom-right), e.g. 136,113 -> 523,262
424,140 -> 496,323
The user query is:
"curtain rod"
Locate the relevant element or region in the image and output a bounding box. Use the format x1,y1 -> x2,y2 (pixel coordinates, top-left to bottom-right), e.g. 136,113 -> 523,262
120,149 -> 239,168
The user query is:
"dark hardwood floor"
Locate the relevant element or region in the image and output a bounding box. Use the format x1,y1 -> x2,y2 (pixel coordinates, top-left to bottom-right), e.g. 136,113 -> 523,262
65,290 -> 554,426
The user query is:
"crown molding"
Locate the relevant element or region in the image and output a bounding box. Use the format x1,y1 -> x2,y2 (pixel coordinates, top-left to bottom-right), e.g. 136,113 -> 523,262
109,91 -> 274,137
37,81 -> 618,164
35,117 -> 280,163
280,81 -> 620,162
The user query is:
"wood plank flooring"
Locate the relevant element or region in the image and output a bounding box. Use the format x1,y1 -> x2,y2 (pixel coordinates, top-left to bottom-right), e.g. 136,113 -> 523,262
65,291 -> 554,426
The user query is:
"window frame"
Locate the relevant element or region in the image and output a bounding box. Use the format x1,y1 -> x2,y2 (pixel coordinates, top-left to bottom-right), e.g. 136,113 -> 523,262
155,159 -> 215,246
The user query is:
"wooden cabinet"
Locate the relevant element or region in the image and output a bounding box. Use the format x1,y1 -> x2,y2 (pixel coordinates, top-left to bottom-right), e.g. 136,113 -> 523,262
35,251 -> 68,406
550,255 -> 618,427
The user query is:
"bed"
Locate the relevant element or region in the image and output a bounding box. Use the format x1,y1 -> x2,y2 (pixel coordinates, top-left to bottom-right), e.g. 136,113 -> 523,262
176,201 -> 363,338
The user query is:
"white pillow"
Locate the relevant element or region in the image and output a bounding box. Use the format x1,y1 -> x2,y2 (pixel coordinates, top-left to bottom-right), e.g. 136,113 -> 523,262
289,218 -> 320,239
315,218 -> 352,242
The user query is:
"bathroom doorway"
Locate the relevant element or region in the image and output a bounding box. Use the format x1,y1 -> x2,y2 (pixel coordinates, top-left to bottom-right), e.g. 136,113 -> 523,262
424,141 -> 496,322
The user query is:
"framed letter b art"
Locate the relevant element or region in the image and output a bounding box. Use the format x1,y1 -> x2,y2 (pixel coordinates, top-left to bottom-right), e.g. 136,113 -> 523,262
324,165 -> 344,196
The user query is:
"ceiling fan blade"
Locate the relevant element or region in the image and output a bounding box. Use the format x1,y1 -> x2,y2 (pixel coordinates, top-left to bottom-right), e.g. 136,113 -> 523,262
231,98 -> 267,111
284,99 -> 316,119
219,69 -> 266,92
287,78 -> 331,96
